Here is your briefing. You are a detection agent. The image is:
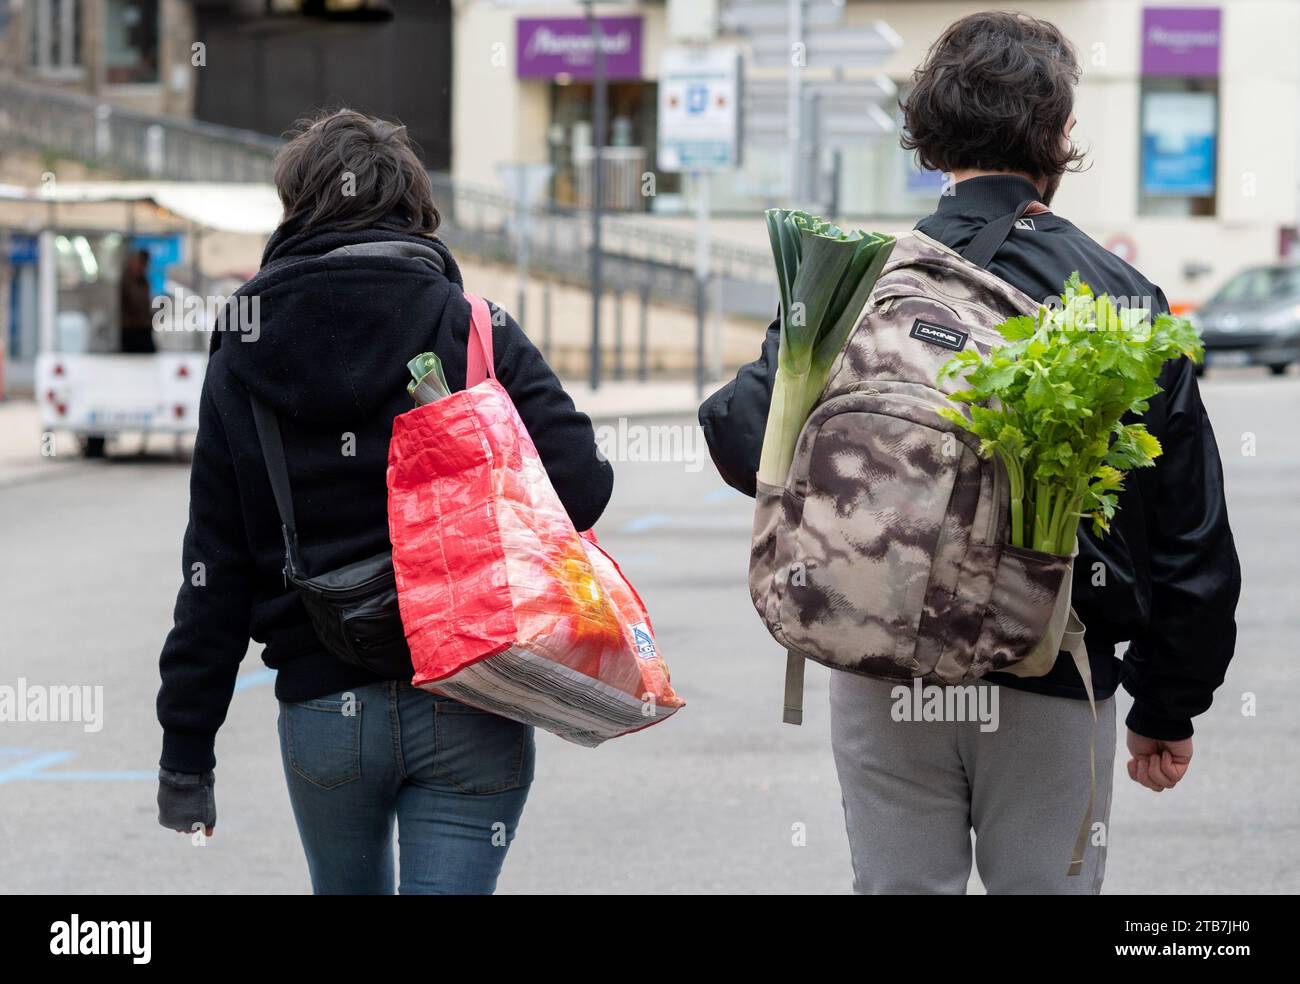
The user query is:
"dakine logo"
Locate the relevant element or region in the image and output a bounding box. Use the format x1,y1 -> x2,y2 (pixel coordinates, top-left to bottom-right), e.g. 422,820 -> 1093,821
631,621 -> 657,660
49,914 -> 151,964
909,319 -> 968,352
1014,217 -> 1036,230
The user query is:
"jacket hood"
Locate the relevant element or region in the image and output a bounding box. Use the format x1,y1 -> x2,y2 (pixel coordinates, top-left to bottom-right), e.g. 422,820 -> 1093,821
213,225 -> 465,427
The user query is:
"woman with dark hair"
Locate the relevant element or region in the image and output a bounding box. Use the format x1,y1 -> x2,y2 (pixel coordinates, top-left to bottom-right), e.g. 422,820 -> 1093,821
154,109 -> 613,894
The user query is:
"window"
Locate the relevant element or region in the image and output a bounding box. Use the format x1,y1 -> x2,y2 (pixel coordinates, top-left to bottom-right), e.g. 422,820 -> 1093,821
549,80 -> 678,211
1139,78 -> 1218,217
28,0 -> 82,74
1209,267 -> 1300,304
104,0 -> 159,85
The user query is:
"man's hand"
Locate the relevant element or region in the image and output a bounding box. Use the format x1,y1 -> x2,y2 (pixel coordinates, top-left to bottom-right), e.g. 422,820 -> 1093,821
1126,730 -> 1193,792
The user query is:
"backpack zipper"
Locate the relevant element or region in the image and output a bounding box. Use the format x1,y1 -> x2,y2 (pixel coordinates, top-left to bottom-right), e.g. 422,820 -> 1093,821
871,289 -> 1009,352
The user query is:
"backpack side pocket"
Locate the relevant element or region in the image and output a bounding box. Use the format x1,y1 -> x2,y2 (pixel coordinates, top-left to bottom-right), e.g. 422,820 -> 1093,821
969,544 -> 1072,678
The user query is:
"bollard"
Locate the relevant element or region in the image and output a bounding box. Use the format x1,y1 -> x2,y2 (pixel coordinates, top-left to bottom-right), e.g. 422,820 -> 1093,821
542,281 -> 552,362
613,290 -> 624,382
638,285 -> 650,383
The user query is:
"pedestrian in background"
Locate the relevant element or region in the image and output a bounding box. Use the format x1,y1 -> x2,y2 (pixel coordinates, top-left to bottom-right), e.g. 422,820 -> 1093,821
119,248 -> 156,354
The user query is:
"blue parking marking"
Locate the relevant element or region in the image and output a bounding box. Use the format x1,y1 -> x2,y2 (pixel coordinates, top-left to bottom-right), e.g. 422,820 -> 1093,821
234,667 -> 277,692
0,667 -> 276,784
621,512 -> 670,534
0,750 -> 75,783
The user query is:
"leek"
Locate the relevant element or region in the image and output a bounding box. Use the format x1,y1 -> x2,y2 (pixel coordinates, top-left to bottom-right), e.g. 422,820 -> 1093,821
757,209 -> 895,486
407,352 -> 451,405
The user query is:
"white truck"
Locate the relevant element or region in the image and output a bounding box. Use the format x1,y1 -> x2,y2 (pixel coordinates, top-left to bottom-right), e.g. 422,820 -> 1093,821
35,349 -> 207,457
1,181 -> 280,458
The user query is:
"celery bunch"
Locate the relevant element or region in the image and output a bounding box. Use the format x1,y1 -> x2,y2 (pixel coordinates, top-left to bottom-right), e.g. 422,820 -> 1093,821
937,273 -> 1203,556
758,209 -> 895,486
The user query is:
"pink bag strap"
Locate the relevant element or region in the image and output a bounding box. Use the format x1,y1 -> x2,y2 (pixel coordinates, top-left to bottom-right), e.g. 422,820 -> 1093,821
464,292 -> 496,386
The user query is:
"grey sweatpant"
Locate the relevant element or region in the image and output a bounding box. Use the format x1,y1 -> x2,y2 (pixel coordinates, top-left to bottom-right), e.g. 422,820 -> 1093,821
830,671 -> 1116,895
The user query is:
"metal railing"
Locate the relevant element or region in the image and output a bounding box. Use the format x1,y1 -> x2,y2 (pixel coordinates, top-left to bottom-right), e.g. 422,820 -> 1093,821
0,77 -> 281,182
0,76 -> 778,337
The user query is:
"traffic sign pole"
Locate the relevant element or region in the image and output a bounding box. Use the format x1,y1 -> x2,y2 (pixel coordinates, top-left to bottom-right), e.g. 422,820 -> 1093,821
694,170 -> 710,398
585,1 -> 606,391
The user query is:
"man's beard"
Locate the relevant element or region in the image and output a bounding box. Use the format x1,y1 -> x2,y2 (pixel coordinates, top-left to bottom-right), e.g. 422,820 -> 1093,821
1040,171 -> 1063,206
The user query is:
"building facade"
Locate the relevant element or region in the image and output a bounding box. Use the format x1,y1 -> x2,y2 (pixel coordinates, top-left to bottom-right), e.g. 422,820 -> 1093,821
0,0 -> 454,168
1,0 -> 196,115
450,0 -> 1300,307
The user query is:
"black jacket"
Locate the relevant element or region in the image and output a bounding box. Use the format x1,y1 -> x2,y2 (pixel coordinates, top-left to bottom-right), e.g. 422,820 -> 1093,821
157,221 -> 613,774
701,175 -> 1240,740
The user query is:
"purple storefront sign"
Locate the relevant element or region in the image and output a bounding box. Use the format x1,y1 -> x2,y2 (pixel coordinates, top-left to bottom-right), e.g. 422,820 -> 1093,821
1141,7 -> 1221,76
516,16 -> 643,80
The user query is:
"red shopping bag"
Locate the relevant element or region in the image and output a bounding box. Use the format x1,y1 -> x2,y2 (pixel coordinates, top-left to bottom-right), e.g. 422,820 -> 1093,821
386,294 -> 683,745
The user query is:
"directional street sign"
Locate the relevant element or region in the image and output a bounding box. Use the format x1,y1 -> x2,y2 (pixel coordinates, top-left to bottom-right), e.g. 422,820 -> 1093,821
743,77 -> 898,145
720,1 -> 903,198
749,23 -> 904,69
719,0 -> 843,32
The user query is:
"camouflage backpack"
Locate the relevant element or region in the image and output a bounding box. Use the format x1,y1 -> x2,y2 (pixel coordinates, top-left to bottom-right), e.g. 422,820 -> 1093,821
749,221 -> 1097,873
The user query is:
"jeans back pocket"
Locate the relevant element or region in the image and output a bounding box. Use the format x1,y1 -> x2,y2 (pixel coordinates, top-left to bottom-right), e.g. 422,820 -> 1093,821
281,696 -> 363,790
431,698 -> 535,795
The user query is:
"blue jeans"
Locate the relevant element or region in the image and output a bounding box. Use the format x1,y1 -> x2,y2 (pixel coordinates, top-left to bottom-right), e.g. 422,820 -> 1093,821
277,680 -> 534,894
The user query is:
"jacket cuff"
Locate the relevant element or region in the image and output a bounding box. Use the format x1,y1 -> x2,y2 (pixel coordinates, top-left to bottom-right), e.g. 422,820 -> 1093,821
160,729 -> 218,773
1125,702 -> 1194,742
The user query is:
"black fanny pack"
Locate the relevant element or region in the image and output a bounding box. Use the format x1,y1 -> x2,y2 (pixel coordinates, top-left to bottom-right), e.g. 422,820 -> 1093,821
250,395 -> 413,678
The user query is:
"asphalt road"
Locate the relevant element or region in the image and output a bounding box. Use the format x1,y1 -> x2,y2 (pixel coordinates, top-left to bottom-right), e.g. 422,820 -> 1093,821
1,370 -> 1297,894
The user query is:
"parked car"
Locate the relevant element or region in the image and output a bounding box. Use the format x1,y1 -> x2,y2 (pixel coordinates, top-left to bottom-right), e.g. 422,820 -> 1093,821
1193,265 -> 1300,375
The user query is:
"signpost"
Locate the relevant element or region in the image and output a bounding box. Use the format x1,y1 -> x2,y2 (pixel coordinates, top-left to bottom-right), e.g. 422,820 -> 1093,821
497,163 -> 554,329
658,46 -> 742,396
722,0 -> 900,204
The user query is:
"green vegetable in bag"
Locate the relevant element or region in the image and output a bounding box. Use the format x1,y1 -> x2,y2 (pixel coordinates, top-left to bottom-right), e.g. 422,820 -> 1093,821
757,209 -> 895,486
407,352 -> 451,406
937,273 -> 1203,556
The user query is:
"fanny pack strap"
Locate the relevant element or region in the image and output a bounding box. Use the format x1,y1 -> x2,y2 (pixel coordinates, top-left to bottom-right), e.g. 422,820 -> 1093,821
250,295 -> 494,586
1062,608 -> 1098,877
249,394 -> 304,581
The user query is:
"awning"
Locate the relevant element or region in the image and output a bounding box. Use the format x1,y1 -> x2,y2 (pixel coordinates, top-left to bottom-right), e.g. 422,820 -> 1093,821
0,181 -> 282,235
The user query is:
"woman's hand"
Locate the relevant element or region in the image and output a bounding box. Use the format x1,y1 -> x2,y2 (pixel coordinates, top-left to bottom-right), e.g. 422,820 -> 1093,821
157,768 -> 217,836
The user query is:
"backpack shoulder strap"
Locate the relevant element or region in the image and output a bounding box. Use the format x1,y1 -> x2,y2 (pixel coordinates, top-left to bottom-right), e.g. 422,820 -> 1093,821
249,394 -> 303,578
960,198 -> 1041,269
464,292 -> 497,386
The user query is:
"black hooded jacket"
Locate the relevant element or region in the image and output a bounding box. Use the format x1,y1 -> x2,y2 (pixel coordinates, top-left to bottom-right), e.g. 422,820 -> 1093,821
701,175 -> 1240,741
156,221 -> 613,774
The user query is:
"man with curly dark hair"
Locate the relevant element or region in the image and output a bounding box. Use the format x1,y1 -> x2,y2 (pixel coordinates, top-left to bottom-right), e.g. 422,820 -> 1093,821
703,10 -> 1239,895
824,10 -> 1238,895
